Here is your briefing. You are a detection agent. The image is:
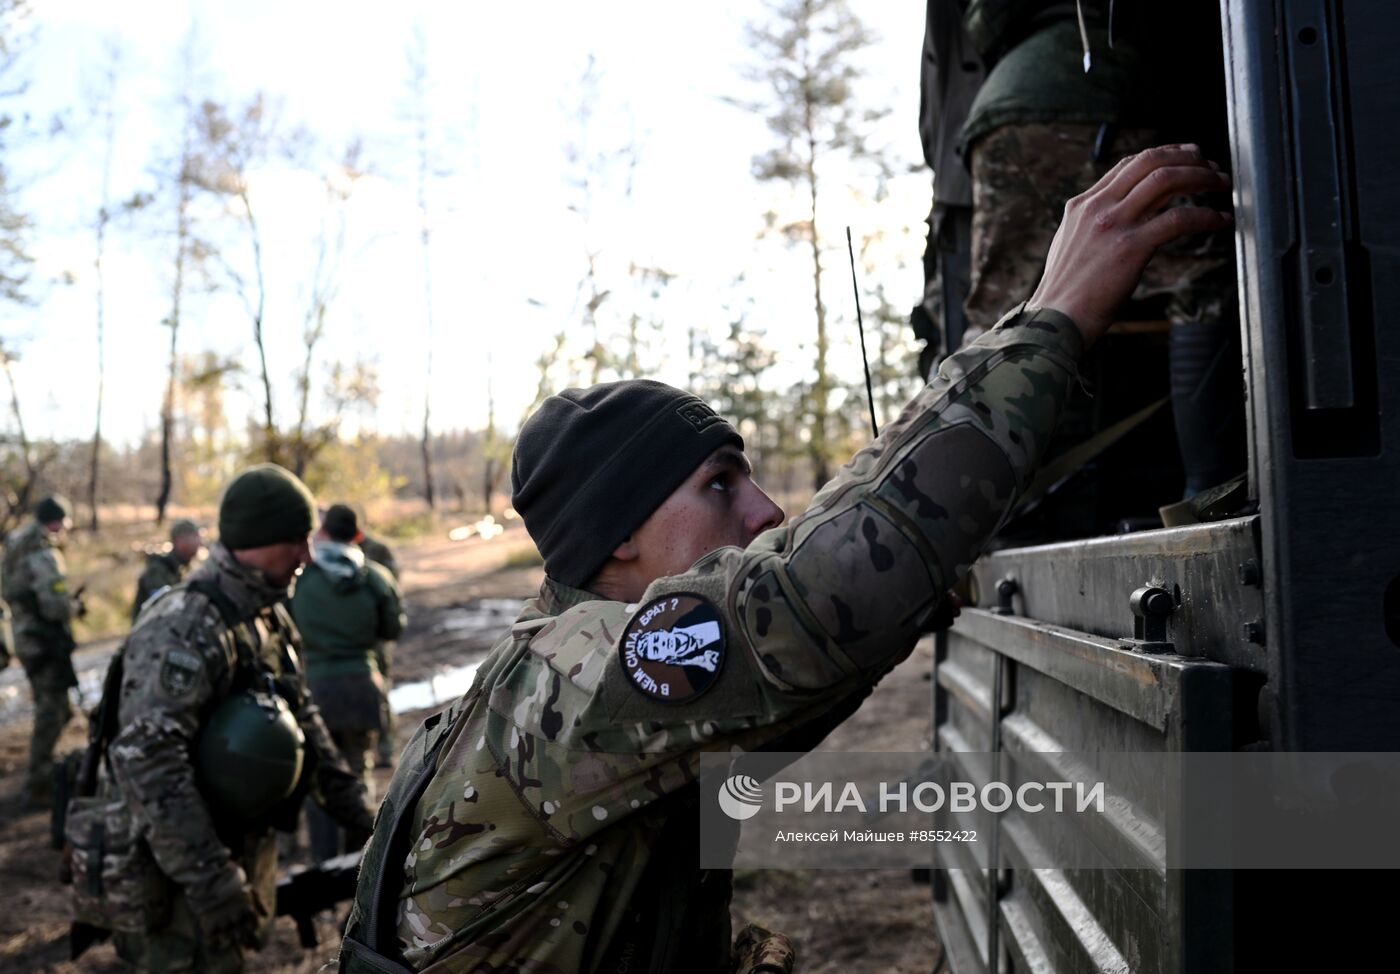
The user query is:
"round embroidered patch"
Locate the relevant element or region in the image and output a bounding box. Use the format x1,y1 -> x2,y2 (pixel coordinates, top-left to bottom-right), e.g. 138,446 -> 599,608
619,592 -> 726,704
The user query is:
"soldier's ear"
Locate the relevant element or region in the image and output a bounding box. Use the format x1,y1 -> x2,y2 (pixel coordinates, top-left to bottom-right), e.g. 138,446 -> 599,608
611,537 -> 640,562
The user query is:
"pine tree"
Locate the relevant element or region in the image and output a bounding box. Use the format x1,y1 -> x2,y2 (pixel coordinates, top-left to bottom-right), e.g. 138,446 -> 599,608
731,0 -> 887,490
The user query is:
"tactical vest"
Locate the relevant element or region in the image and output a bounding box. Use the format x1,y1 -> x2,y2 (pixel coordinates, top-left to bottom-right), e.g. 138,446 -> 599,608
338,697 -> 732,974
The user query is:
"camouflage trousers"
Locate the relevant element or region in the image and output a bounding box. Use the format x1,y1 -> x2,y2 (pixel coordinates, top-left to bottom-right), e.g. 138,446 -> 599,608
114,827 -> 278,973
113,894 -> 245,974
16,633 -> 74,796
307,727 -> 377,862
375,677 -> 397,767
964,122 -> 1236,338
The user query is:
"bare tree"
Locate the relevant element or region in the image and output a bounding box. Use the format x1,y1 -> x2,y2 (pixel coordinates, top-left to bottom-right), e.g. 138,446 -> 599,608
85,40 -> 122,532
0,0 -> 32,310
155,39 -> 205,524
405,28 -> 437,509
731,0 -> 887,489
191,93 -> 285,462
289,141 -> 366,477
562,55 -> 641,385
0,339 -> 35,530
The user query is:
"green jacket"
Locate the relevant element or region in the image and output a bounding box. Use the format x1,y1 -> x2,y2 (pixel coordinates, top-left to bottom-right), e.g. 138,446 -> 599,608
960,4 -> 1149,150
291,541 -> 405,680
341,305 -> 1084,972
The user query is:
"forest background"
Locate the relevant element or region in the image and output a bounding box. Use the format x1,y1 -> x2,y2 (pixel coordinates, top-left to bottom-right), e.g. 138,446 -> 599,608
0,0 -> 932,636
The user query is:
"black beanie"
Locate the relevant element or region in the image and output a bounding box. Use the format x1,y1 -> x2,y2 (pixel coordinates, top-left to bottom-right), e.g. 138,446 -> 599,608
34,494 -> 72,526
218,464 -> 316,550
322,503 -> 360,543
511,380 -> 743,589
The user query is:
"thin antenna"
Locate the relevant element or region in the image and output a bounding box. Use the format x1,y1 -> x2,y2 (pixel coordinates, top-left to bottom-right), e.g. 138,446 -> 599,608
846,226 -> 880,439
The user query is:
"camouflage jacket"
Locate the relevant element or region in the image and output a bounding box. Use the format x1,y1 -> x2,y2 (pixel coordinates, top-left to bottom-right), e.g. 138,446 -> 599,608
131,550 -> 188,623
105,543 -> 374,937
2,519 -> 77,646
369,307 -> 1083,972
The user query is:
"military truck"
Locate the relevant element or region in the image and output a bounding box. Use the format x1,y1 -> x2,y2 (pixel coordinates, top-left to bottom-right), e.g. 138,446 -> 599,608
923,2 -> 1400,971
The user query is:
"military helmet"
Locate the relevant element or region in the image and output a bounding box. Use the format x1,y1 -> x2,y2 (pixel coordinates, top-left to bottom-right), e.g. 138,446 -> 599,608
195,689 -> 305,819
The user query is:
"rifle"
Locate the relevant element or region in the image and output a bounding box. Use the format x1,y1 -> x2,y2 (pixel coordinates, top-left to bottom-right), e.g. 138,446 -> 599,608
275,849 -> 364,948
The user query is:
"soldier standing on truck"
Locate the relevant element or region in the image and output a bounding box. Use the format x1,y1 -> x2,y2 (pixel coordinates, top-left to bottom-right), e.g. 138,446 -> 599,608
292,503 -> 405,862
953,0 -> 1244,496
2,495 -> 83,807
131,518 -> 204,622
337,148 -> 1232,973
66,464 -> 375,972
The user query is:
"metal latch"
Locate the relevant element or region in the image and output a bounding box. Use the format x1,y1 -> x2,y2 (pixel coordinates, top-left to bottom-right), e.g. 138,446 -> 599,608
992,576 -> 1019,616
1120,584 -> 1175,654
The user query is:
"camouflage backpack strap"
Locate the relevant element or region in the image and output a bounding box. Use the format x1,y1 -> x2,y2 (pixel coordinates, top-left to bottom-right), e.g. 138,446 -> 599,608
184,578 -> 260,688
74,581 -> 204,798
340,699 -> 471,974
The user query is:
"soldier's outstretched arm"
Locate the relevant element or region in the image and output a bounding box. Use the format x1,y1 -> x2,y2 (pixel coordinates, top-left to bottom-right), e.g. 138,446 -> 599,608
466,147 -> 1233,844
651,146 -> 1228,711
518,147 -> 1232,758
107,605 -> 251,920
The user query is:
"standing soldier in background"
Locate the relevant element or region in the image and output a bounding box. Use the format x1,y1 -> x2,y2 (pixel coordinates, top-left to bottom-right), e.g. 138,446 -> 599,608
2,495 -> 83,807
954,0 -> 1244,496
357,526 -> 402,769
292,503 -> 404,862
131,519 -> 204,622
68,465 -> 375,971
359,531 -> 398,581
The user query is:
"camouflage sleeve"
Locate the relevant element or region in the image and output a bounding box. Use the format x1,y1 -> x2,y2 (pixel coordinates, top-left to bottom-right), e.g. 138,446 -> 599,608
483,307 -> 1084,839
673,306 -> 1083,722
107,598 -> 248,911
26,548 -> 75,622
298,697 -> 376,832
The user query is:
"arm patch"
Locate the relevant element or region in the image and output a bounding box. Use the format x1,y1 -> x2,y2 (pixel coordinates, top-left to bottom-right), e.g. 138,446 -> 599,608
159,647 -> 204,697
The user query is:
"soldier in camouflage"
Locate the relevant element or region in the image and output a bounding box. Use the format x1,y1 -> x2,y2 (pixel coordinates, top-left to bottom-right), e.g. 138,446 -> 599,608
339,148 -> 1232,973
99,465 -> 375,972
131,519 -> 204,622
2,494 -> 82,805
956,0 -> 1244,495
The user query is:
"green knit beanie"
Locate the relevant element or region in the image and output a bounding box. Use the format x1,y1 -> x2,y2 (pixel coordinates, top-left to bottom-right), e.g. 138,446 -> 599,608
218,464 -> 316,550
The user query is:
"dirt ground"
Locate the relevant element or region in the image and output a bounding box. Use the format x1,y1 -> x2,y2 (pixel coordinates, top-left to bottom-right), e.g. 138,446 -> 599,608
0,527 -> 946,973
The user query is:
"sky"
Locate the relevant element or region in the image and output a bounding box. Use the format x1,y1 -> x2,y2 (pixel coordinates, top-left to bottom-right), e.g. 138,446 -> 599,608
4,0 -> 929,447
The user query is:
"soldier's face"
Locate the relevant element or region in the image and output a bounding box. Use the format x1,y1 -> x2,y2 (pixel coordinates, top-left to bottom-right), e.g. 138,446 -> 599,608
173,532 -> 202,563
625,446 -> 784,590
233,535 -> 312,588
